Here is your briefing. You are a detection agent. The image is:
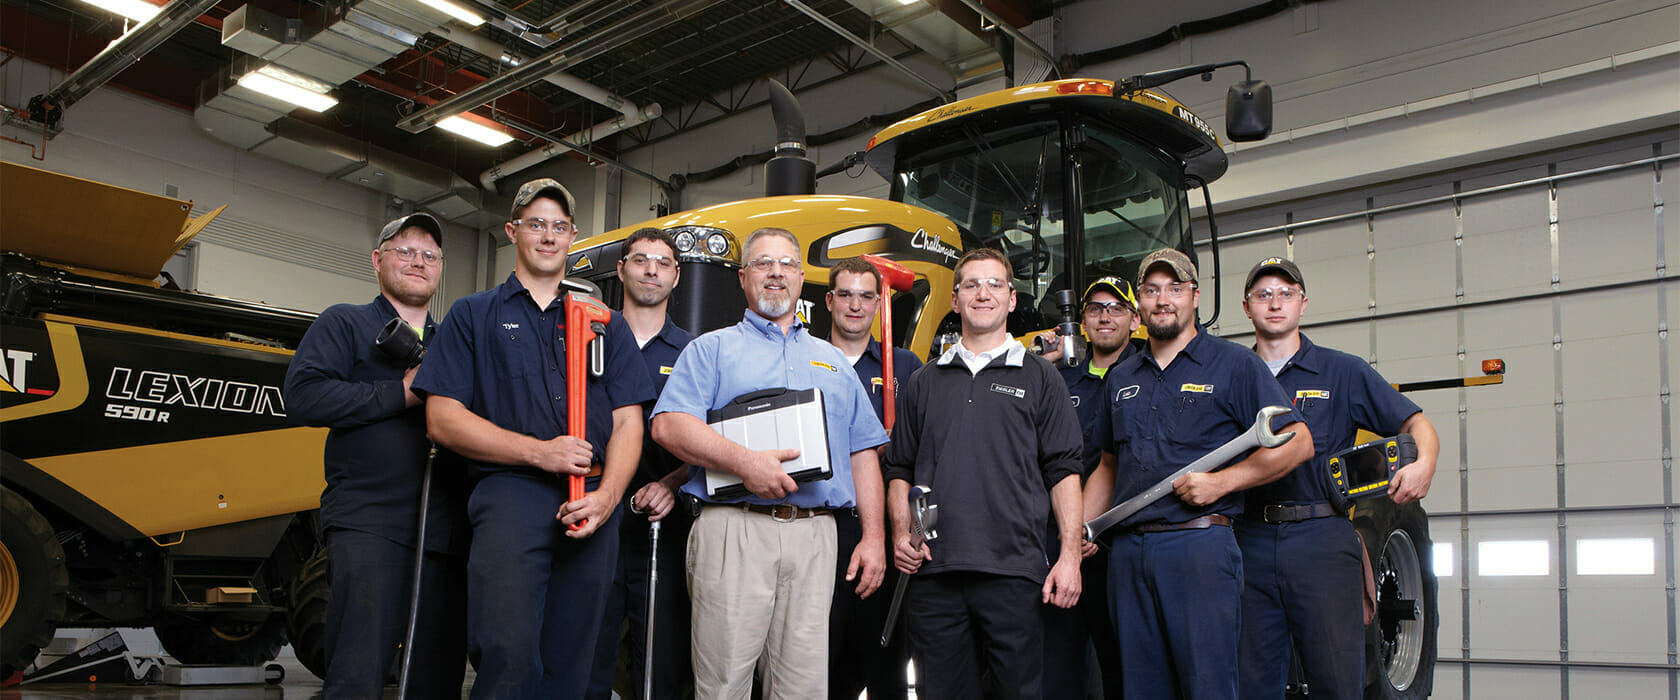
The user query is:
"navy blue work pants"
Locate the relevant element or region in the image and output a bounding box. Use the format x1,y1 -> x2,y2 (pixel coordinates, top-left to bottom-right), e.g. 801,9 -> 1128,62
1235,515 -> 1365,700
828,509 -> 909,700
585,502 -> 693,700
1041,546 -> 1122,699
466,472 -> 622,700
322,527 -> 467,699
1107,525 -> 1242,700
903,571 -> 1043,700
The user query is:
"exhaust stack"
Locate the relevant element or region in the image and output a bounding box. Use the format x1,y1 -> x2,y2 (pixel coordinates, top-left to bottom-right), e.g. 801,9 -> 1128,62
764,80 -> 815,197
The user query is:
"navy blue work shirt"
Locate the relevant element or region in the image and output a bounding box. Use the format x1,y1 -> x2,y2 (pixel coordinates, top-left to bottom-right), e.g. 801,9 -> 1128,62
850,338 -> 922,424
1095,326 -> 1302,528
1057,339 -> 1142,478
653,309 -> 888,509
412,272 -> 656,480
632,316 -> 695,488
1247,333 -> 1421,506
283,295 -> 467,554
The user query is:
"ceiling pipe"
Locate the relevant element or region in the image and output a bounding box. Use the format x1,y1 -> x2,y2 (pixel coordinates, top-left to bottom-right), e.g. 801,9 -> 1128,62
477,101 -> 663,191
432,24 -> 651,123
39,0 -> 224,117
397,0 -> 723,134
950,0 -> 1058,76
782,0 -> 952,102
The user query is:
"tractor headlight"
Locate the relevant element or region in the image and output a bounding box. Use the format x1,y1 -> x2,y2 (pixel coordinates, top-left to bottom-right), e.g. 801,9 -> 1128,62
672,229 -> 698,253
705,232 -> 730,256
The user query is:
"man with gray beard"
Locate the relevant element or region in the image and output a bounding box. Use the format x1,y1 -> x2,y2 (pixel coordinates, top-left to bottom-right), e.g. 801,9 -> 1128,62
652,227 -> 888,699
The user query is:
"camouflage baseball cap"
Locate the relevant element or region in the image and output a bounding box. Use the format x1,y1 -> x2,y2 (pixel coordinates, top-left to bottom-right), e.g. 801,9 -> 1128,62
1138,248 -> 1198,285
510,178 -> 577,220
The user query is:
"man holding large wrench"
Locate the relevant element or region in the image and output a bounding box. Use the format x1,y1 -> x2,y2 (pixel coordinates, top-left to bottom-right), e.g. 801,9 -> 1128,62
1081,248 -> 1313,699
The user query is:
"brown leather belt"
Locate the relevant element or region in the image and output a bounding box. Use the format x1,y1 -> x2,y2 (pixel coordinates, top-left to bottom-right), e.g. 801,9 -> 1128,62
709,502 -> 833,521
1129,514 -> 1232,534
1240,503 -> 1338,524
583,463 -> 603,478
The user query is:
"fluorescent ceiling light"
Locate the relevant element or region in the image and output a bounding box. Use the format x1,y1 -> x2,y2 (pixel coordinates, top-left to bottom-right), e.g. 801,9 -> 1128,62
236,67 -> 338,112
79,0 -> 160,22
1477,540 -> 1549,577
1576,538 -> 1654,576
414,0 -> 484,26
437,115 -> 513,147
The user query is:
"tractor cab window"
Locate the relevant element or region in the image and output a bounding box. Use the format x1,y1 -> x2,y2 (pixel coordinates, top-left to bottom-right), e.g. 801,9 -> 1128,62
894,120 -> 1065,333
1075,125 -> 1192,289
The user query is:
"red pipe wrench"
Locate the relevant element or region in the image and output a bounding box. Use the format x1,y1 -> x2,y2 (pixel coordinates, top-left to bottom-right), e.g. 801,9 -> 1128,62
860,254 -> 914,431
564,287 -> 610,531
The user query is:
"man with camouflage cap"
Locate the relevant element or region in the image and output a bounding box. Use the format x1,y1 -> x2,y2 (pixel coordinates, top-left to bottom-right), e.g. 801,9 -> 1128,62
1081,248 -> 1313,699
415,178 -> 655,698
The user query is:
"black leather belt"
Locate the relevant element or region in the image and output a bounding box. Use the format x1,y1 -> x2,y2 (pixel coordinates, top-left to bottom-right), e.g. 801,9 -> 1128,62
1129,514 -> 1231,534
1242,503 -> 1339,524
706,502 -> 832,522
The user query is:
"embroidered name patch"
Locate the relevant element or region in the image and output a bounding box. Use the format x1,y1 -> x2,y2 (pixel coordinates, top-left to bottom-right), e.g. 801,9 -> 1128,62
990,383 -> 1026,398
660,365 -> 674,375
811,360 -> 838,372
1118,384 -> 1140,400
1181,383 -> 1214,393
1296,389 -> 1329,400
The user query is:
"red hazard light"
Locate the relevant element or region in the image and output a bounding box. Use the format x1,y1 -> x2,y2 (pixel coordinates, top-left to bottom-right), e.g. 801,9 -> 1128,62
1056,81 -> 1113,96
1482,359 -> 1505,375
866,136 -> 877,151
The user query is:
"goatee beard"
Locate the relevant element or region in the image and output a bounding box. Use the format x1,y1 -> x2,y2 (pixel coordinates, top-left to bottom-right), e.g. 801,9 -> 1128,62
758,291 -> 793,319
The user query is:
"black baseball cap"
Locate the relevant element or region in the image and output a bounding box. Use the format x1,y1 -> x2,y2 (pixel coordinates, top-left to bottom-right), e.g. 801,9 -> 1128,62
377,212 -> 443,248
1244,256 -> 1305,292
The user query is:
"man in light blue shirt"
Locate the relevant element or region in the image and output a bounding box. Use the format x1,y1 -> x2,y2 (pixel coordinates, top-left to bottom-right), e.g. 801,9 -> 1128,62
651,227 -> 888,699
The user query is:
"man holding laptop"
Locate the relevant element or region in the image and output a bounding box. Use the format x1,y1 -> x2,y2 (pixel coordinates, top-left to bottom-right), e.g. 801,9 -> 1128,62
650,227 -> 889,699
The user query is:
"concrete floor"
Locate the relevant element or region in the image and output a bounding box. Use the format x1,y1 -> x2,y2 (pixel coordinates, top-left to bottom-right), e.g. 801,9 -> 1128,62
6,631 -> 475,699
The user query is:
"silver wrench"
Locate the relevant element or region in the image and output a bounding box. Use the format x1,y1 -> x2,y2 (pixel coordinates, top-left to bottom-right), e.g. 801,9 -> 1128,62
880,485 -> 937,647
1084,405 -> 1295,541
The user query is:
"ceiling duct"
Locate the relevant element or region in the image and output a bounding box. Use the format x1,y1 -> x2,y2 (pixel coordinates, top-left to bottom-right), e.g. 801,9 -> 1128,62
195,0 -> 666,228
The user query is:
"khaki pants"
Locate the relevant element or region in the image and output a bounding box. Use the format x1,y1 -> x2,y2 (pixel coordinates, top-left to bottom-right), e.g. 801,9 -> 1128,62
687,506 -> 837,700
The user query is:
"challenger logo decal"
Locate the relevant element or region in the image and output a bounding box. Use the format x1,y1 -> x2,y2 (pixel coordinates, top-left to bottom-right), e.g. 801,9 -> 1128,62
570,256 -> 593,272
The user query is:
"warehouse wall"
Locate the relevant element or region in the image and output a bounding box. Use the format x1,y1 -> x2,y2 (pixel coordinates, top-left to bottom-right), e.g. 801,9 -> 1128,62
0,58 -> 481,318
1210,128 -> 1677,699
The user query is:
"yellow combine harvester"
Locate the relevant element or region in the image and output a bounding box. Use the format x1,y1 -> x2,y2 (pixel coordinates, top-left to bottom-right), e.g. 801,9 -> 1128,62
0,162 -> 329,677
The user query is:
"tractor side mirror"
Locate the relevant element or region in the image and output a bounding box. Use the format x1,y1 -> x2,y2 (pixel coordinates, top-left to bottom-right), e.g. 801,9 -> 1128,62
1226,79 -> 1272,142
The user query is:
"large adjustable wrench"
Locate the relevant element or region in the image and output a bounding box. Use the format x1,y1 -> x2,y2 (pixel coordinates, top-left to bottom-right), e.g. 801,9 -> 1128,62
880,485 -> 937,647
1083,405 -> 1295,541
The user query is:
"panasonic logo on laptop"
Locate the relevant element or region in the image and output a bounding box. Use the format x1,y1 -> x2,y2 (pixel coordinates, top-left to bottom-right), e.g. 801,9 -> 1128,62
746,402 -> 773,412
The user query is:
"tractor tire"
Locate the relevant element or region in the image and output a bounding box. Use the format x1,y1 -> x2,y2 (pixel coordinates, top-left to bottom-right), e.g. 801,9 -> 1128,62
155,613 -> 288,667
1354,500 -> 1439,700
0,487 -> 68,676
285,547 -> 330,680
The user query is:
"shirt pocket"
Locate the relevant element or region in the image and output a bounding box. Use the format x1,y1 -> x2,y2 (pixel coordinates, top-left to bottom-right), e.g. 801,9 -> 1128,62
1167,394 -> 1216,444
494,327 -> 533,380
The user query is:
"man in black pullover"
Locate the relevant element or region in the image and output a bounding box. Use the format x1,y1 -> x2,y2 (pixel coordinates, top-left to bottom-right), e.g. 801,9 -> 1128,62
883,247 -> 1084,700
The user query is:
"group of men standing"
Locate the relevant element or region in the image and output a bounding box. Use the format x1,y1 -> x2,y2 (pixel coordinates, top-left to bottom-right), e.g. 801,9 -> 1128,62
283,173 -> 1437,700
